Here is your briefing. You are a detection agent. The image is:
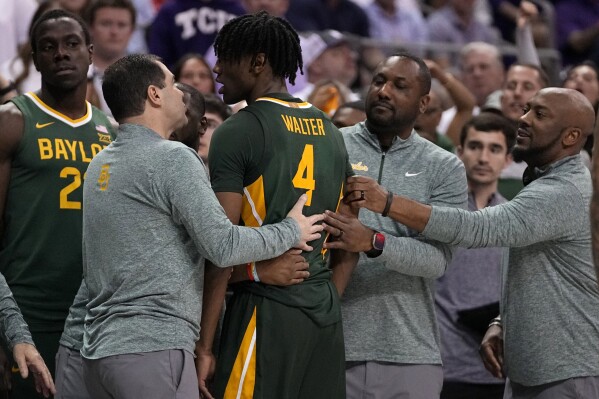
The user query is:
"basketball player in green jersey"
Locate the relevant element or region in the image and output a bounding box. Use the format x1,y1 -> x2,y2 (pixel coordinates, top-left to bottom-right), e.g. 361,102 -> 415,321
0,9 -> 115,398
197,11 -> 357,399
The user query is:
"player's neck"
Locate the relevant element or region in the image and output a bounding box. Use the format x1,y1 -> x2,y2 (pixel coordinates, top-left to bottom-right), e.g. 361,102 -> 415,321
38,84 -> 89,120
248,79 -> 288,103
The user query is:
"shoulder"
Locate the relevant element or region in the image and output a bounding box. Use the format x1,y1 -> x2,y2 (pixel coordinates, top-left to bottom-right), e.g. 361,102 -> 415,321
214,109 -> 261,138
340,123 -> 365,138
0,101 -> 25,151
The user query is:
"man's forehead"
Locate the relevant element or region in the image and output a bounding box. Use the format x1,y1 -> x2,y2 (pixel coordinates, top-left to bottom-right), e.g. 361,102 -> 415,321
38,17 -> 81,33
377,57 -> 418,77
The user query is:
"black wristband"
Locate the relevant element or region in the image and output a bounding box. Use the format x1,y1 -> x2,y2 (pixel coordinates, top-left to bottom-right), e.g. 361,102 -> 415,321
0,81 -> 15,97
381,191 -> 393,217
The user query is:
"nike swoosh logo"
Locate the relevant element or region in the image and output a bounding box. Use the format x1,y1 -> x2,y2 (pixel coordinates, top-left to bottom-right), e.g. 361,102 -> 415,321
405,172 -> 423,177
11,365 -> 19,373
36,122 -> 55,129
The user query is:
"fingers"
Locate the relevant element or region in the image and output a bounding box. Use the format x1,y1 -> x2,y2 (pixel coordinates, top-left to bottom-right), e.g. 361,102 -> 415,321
322,223 -> 342,238
322,238 -> 348,250
296,243 -> 314,252
199,384 -> 215,399
323,210 -> 350,229
480,344 -> 503,379
14,353 -> 28,380
291,193 -> 308,213
306,213 -> 325,224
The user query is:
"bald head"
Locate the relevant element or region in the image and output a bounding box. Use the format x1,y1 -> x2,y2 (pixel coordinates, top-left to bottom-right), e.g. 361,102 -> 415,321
514,87 -> 595,166
542,87 -> 595,140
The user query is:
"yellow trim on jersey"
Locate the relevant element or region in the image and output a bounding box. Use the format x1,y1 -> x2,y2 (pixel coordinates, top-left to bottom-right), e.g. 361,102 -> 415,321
224,308 -> 258,399
241,176 -> 266,227
24,92 -> 92,127
255,96 -> 312,109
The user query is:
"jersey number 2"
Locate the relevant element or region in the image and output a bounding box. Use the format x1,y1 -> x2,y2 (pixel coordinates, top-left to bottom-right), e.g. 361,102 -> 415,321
60,167 -> 84,210
292,144 -> 315,206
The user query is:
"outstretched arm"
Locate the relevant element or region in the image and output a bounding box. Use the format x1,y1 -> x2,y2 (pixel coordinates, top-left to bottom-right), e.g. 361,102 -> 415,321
425,60 -> 476,147
591,118 -> 599,283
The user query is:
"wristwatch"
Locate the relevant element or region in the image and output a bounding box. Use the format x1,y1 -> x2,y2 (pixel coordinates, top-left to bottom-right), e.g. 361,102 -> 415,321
365,231 -> 385,258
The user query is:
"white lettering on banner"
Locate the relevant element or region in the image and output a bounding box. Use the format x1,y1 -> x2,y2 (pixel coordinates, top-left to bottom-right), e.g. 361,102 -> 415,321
175,8 -> 238,39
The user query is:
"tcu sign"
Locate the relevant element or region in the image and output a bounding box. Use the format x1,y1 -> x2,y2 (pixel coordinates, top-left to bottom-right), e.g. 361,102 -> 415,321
175,7 -> 238,39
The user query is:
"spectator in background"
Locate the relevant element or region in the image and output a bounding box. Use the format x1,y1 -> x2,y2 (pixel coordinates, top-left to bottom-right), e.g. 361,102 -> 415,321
286,0 -> 370,37
148,0 -> 244,69
428,0 -> 499,68
173,53 -> 216,95
127,0 -> 155,54
200,93 -> 232,166
1,0 -> 63,95
364,0 -> 428,48
437,42 -> 504,136
85,0 -> 136,116
436,113 -> 515,399
332,100 -> 366,128
242,0 -> 289,16
0,0 -> 37,66
415,87 -> 456,153
555,0 -> 599,68
563,61 -> 599,112
59,0 -> 91,17
459,42 -> 504,109
564,61 -> 599,158
308,79 -> 354,116
294,30 -> 359,101
419,58 -> 476,151
488,0 -> 551,48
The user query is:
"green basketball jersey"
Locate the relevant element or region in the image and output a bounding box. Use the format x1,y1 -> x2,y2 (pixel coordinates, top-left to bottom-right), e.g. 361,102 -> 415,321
0,93 -> 115,332
209,94 -> 353,326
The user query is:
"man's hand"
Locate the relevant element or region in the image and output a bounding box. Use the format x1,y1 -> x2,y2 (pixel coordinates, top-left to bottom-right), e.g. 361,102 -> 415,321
517,0 -> 538,28
256,249 -> 310,286
12,343 -> 55,397
322,210 -> 374,253
479,325 -> 505,379
287,194 -> 324,251
196,348 -> 216,399
343,176 -> 389,214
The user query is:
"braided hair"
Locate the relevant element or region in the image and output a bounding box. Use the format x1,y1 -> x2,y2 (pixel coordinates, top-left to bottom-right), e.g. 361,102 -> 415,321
213,11 -> 303,85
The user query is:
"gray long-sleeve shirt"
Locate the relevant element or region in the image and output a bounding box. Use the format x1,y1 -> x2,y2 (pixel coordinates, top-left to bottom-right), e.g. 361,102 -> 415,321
81,124 -> 301,359
0,273 -> 33,350
423,154 -> 599,386
340,123 -> 467,364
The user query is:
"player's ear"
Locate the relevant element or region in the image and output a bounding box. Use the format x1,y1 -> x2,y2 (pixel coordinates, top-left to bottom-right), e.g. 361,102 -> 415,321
252,53 -> 267,74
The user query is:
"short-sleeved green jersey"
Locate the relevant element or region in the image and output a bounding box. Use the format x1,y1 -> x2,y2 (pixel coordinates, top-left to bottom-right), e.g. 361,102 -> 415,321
0,93 -> 115,332
210,93 -> 353,326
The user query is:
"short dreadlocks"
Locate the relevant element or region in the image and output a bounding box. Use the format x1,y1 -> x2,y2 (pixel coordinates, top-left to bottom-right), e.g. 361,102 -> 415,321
213,11 -> 303,85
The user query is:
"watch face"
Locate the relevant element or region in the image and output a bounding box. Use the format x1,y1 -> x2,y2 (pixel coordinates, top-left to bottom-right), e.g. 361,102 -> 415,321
373,232 -> 385,251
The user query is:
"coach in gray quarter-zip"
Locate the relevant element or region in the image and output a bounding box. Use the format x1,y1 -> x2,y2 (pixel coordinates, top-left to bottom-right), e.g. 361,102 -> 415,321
326,53 -> 467,399
331,87 -> 599,399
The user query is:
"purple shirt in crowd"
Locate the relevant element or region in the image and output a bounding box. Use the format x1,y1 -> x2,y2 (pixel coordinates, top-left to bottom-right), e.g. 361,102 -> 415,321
435,191 -> 506,385
148,0 -> 244,68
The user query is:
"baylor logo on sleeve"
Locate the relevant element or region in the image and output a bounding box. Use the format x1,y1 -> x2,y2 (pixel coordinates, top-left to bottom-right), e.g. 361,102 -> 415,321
98,164 -> 111,191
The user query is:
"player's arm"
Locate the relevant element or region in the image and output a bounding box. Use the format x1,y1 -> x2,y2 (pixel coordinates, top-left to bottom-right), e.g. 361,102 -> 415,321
0,103 -> 24,240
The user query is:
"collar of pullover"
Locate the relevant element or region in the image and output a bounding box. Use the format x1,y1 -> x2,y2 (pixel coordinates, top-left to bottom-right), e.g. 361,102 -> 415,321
522,154 -> 582,186
116,123 -> 163,140
358,122 -> 416,152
